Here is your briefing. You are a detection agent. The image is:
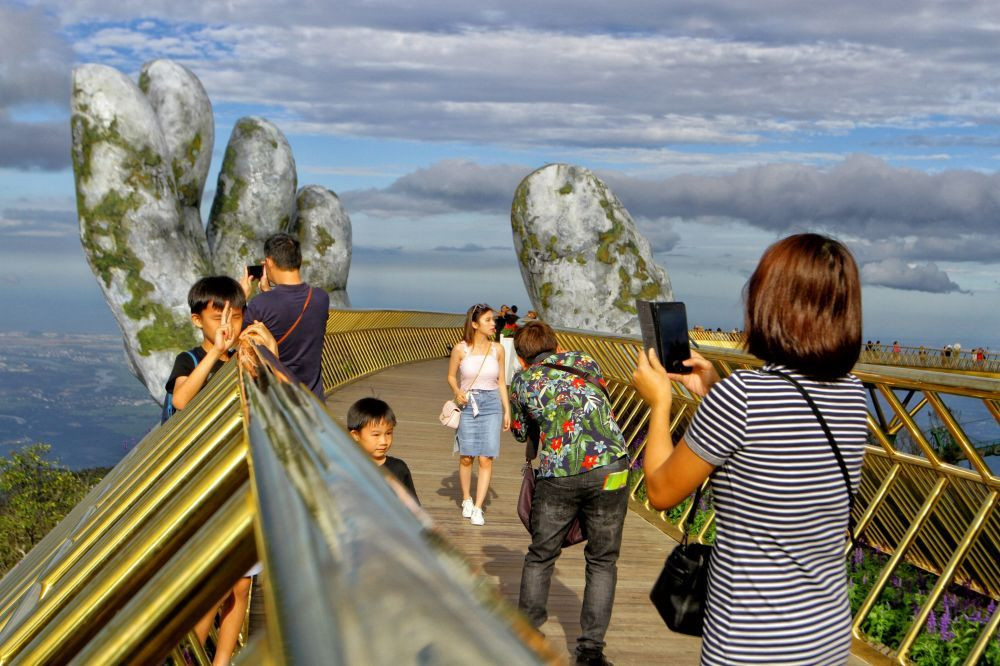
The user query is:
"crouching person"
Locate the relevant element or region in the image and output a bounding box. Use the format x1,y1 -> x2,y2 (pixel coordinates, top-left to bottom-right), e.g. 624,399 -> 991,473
509,321 -> 629,666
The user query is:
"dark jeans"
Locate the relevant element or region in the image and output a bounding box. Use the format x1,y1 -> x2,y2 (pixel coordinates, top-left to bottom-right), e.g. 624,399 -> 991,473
518,457 -> 629,657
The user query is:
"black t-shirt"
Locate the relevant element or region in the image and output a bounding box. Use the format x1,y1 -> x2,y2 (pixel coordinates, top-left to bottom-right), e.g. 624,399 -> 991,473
383,456 -> 418,504
245,283 -> 330,399
165,346 -> 228,394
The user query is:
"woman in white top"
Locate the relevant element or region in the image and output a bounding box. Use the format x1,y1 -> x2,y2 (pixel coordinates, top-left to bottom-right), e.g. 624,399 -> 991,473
447,303 -> 511,525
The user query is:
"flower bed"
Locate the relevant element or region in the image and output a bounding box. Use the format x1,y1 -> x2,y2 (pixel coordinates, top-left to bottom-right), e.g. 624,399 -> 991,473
849,544 -> 1000,665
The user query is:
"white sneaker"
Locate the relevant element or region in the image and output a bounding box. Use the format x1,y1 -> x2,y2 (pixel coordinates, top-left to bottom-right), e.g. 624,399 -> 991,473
470,507 -> 485,526
461,498 -> 475,518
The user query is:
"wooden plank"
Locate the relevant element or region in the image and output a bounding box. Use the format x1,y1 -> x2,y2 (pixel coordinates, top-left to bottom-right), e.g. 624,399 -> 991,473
326,358 -> 703,665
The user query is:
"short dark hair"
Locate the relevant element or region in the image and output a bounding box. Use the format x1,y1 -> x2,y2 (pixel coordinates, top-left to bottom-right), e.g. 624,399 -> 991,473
188,276 -> 246,315
264,232 -> 302,270
513,320 -> 558,361
347,397 -> 397,431
510,305 -> 518,314
744,233 -> 861,380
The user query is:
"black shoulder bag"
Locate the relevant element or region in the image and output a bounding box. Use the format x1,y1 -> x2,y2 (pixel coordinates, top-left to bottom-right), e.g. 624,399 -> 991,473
649,482 -> 712,635
649,368 -> 857,636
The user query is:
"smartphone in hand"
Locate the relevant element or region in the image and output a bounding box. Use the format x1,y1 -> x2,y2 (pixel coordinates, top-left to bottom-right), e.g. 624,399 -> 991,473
636,300 -> 692,374
247,264 -> 264,280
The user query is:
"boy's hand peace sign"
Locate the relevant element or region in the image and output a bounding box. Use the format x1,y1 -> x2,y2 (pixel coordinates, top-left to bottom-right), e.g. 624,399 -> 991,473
213,300 -> 234,353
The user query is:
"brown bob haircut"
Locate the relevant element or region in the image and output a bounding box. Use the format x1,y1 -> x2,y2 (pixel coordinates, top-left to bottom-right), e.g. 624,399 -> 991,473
744,233 -> 862,380
462,303 -> 494,344
514,320 -> 558,361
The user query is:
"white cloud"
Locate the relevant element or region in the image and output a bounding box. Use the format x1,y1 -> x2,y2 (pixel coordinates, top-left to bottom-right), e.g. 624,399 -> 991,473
861,259 -> 969,294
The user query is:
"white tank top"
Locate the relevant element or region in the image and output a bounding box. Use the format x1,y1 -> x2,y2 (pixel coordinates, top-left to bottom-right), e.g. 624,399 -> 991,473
459,341 -> 500,391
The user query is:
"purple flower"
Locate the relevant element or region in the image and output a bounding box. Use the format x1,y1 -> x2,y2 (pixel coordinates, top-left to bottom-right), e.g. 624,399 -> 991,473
891,575 -> 901,589
939,608 -> 953,641
852,547 -> 864,567
926,610 -> 937,633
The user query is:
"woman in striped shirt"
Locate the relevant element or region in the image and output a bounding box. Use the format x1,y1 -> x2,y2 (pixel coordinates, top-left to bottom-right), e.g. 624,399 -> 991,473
632,234 -> 867,665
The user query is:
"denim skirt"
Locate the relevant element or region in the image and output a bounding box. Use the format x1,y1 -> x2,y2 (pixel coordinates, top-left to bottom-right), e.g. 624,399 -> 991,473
456,389 -> 502,457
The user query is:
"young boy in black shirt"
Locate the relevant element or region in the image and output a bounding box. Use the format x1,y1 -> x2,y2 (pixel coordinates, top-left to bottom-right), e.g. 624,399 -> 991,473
347,397 -> 419,503
163,275 -> 275,666
163,276 -> 273,420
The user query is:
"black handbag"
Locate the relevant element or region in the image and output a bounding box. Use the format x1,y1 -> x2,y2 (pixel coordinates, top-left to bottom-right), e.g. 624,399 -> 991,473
649,483 -> 711,636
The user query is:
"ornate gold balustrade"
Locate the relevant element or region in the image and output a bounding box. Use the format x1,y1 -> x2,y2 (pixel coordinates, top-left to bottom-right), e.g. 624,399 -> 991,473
322,309 -> 1000,665
0,326 -> 552,665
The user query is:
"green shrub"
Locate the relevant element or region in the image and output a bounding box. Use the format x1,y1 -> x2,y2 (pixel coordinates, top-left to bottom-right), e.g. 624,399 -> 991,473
0,444 -> 104,575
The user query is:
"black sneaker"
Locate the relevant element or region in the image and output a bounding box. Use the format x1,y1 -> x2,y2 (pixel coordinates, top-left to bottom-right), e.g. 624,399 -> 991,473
575,651 -> 613,666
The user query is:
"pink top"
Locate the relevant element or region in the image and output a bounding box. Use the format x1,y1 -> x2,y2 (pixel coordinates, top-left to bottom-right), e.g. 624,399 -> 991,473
459,341 -> 501,391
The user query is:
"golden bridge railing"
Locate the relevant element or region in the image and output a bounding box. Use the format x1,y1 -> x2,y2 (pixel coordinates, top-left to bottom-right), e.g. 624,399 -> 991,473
0,320 -> 553,664
323,309 -> 1000,665
690,331 -> 1000,375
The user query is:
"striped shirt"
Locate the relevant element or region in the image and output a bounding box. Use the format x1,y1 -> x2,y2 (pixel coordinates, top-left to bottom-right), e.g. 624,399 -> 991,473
684,364 -> 867,665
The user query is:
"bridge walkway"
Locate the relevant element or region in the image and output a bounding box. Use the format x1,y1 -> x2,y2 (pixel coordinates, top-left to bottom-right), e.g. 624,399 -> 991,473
325,358 -> 704,665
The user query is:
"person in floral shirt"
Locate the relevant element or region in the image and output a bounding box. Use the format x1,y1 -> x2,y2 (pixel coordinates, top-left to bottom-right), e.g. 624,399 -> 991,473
509,320 -> 628,666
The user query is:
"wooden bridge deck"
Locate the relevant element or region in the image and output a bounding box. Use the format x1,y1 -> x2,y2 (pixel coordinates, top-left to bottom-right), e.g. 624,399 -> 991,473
326,358 -> 702,665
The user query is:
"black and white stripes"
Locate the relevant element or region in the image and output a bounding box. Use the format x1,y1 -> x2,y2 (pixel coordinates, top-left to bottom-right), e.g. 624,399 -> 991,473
684,365 -> 867,665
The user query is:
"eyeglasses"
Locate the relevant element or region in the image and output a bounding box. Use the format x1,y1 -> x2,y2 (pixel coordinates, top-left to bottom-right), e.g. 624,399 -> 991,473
470,303 -> 491,316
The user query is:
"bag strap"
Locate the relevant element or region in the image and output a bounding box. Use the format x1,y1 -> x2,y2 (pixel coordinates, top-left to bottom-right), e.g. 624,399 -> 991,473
764,368 -> 857,541
678,483 -> 705,546
540,362 -> 611,402
275,287 -> 313,345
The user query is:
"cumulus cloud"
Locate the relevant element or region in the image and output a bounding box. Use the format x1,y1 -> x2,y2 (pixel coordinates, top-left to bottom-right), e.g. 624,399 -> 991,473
342,160 -> 526,217
38,2 -> 998,151
343,156 -> 1000,245
0,5 -> 73,170
604,155 -> 1000,240
339,156 -> 995,292
635,218 -> 682,253
861,259 -> 968,294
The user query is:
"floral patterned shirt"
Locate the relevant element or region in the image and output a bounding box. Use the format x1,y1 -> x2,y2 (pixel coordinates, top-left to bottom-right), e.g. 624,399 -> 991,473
509,351 -> 627,478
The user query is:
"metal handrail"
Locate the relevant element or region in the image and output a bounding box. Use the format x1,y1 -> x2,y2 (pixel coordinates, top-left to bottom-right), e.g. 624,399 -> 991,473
0,329 -> 558,665
321,308 -> 1000,665
245,350 -> 554,664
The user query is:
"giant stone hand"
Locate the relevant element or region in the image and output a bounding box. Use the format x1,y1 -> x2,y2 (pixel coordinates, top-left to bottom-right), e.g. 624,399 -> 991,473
71,60 -> 352,404
511,163 -> 672,335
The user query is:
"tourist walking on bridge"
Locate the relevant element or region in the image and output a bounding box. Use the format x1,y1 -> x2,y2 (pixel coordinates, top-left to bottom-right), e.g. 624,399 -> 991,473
510,320 -> 629,666
633,234 -> 867,665
447,303 -> 511,526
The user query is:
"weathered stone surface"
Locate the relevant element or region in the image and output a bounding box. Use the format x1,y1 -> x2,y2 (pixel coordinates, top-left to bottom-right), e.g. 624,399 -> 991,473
207,117 -> 297,278
139,59 -> 215,247
295,185 -> 352,307
511,163 -> 672,335
71,64 -> 211,404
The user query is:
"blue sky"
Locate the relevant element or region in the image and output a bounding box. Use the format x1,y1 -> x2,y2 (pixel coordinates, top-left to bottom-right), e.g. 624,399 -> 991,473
1,1 -> 999,348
